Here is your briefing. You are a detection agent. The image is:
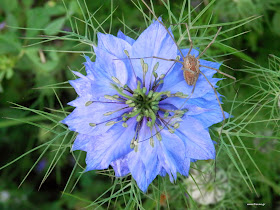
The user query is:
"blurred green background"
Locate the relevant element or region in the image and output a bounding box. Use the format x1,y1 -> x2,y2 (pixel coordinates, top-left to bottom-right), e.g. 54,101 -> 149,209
0,0 -> 280,209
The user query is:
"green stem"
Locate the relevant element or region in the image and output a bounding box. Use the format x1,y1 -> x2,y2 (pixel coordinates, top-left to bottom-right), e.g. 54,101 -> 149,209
0,115 -> 48,128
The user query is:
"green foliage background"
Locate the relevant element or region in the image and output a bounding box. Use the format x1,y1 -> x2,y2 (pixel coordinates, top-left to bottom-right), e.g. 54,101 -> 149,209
0,0 -> 280,209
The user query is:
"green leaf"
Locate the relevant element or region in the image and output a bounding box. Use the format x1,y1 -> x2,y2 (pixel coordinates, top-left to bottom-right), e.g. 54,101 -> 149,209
44,17 -> 66,36
0,0 -> 17,12
26,7 -> 51,37
0,34 -> 21,54
272,12 -> 280,36
6,13 -> 18,29
22,0 -> 33,8
24,47 -> 60,72
44,4 -> 66,16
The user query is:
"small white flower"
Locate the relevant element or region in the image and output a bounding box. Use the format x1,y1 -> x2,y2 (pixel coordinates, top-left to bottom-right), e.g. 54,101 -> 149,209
185,165 -> 230,205
0,191 -> 10,202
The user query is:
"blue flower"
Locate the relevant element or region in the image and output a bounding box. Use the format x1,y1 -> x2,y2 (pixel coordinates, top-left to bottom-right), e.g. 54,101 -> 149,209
62,20 -> 227,192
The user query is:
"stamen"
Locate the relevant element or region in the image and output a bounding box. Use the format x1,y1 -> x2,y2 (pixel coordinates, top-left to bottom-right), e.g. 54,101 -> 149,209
111,76 -> 122,86
93,115 -> 124,127
155,126 -> 162,141
105,121 -> 118,126
140,59 -> 148,87
152,105 -> 159,111
103,106 -> 129,116
123,84 -> 134,94
164,112 -> 170,118
149,137 -> 154,147
123,49 -> 137,79
144,109 -> 149,117
104,95 -> 122,101
169,128 -> 175,134
125,100 -> 134,104
130,138 -> 135,149
153,62 -> 159,72
89,123 -> 96,127
128,103 -> 136,107
153,71 -> 158,79
124,109 -> 141,118
89,100 -> 124,104
158,80 -> 164,85
124,50 -> 129,57
142,87 -> 147,94
173,123 -> 180,129
159,74 -> 165,79
147,90 -> 154,98
85,101 -> 93,106
134,140 -> 139,152
175,92 -> 183,97
111,84 -> 135,101
136,114 -> 143,122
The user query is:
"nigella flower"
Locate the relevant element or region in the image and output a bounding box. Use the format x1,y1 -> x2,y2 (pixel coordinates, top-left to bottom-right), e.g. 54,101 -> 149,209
62,19 -> 226,192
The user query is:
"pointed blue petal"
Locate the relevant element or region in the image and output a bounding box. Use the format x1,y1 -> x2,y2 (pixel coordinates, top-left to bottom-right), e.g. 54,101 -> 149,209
78,120 -> 137,170
130,20 -> 177,88
62,101 -> 129,136
111,156 -> 130,177
117,30 -> 135,45
97,32 -> 132,58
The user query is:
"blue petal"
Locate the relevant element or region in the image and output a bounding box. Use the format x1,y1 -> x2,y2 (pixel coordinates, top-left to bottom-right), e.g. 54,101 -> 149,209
68,76 -> 92,97
176,116 -> 215,160
95,33 -> 137,89
126,120 -> 191,192
127,151 -> 148,191
117,30 -> 135,45
70,57 -> 118,99
180,48 -> 199,58
73,120 -> 137,170
159,130 -> 190,177
83,56 -> 95,78
195,110 -> 228,128
135,120 -> 161,189
97,32 -> 132,56
130,20 -> 177,88
161,48 -> 222,99
191,97 -> 229,128
62,101 -> 129,136
199,59 -> 221,77
126,119 -> 157,192
94,47 -> 128,85
111,157 -> 130,177
68,71 -> 118,101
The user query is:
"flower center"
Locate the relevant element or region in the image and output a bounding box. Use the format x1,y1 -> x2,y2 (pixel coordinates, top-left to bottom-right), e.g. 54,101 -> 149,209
86,58 -> 189,151
122,81 -> 170,127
